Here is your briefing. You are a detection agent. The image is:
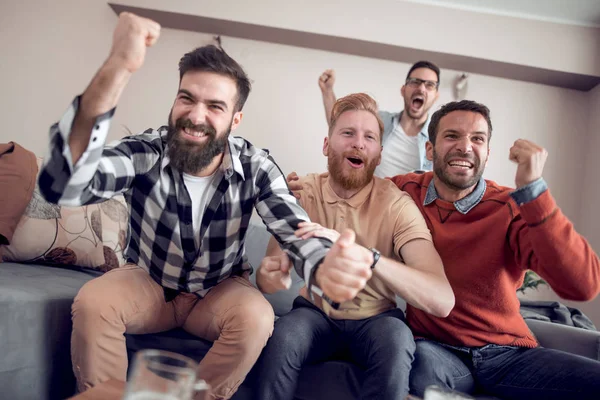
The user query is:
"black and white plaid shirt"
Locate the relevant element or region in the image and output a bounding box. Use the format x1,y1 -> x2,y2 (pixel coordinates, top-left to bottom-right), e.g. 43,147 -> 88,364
39,97 -> 331,296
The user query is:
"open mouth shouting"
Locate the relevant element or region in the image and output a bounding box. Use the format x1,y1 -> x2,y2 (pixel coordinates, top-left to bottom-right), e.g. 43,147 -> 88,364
345,154 -> 365,169
410,94 -> 425,112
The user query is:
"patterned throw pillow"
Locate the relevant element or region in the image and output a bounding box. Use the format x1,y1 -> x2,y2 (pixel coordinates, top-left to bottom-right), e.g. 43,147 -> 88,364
2,158 -> 131,271
3,187 -> 107,269
97,196 -> 129,269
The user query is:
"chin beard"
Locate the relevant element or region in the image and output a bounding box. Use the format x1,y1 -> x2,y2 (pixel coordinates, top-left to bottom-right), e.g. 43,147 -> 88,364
433,149 -> 484,190
166,117 -> 231,174
327,151 -> 378,191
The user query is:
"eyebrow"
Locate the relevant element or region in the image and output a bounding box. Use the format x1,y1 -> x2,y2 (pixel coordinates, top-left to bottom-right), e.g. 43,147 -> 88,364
177,90 -> 229,110
443,129 -> 488,135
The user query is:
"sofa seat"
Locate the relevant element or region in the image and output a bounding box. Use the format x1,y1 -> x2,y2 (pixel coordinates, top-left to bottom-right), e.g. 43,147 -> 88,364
0,262 -> 101,400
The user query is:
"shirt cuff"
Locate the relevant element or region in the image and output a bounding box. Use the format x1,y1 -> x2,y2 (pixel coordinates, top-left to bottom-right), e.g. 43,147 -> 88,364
510,178 -> 548,205
306,258 -> 324,300
58,96 -> 114,170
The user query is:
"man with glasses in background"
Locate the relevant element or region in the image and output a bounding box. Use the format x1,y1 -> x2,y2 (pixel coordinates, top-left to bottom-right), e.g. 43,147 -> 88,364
318,61 -> 440,176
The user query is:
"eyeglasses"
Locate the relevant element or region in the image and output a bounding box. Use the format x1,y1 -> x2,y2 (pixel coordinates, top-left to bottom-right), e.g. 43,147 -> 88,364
406,77 -> 439,91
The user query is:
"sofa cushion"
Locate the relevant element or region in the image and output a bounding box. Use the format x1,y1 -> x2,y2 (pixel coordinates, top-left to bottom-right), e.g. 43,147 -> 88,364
0,142 -> 38,249
0,262 -> 101,400
3,192 -> 107,269
3,156 -> 131,271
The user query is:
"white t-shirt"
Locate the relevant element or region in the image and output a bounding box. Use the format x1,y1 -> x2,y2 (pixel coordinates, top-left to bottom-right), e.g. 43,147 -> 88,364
375,124 -> 420,178
182,171 -> 221,239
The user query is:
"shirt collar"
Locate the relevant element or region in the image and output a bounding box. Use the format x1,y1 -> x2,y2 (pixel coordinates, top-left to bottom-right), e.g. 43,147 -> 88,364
323,175 -> 374,208
161,135 -> 246,181
423,176 -> 487,214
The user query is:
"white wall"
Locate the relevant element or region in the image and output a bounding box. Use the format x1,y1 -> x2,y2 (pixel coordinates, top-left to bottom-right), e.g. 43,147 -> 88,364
1,0 -> 599,323
116,0 -> 600,76
565,84 -> 600,325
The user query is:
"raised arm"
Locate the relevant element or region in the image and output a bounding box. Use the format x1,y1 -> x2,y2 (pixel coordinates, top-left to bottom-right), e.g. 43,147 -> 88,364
39,13 -> 161,206
318,69 -> 337,126
70,12 -> 160,165
508,140 -> 600,301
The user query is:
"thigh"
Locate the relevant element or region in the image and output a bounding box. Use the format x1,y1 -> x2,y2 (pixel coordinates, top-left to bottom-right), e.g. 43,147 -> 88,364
475,346 -> 600,400
268,301 -> 340,365
182,275 -> 274,341
410,340 -> 475,397
348,309 -> 415,367
73,264 -> 179,334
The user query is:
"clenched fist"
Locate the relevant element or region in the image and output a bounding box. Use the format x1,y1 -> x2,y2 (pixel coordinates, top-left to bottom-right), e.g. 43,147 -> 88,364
316,229 -> 373,303
318,69 -> 336,93
509,139 -> 548,188
256,253 -> 292,294
108,12 -> 161,73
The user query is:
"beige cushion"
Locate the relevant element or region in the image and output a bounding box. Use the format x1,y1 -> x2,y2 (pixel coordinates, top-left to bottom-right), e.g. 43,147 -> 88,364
3,158 -> 130,271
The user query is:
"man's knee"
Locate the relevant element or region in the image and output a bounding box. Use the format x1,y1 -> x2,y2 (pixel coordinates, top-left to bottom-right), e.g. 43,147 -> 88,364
228,294 -> 275,347
72,278 -> 115,325
370,313 -> 416,354
410,340 -> 474,397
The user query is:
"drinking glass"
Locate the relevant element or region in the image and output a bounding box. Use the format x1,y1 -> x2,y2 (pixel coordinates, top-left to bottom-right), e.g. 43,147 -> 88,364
123,349 -> 210,400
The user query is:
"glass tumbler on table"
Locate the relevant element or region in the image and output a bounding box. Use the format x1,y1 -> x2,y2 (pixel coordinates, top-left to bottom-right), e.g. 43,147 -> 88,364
123,349 -> 210,400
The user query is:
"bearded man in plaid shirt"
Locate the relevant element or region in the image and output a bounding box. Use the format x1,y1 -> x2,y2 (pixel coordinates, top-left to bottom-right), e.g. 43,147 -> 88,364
38,13 -> 375,400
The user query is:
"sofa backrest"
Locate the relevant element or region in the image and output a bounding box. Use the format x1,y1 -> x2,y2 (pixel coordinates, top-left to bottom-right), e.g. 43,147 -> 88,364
245,220 -> 304,317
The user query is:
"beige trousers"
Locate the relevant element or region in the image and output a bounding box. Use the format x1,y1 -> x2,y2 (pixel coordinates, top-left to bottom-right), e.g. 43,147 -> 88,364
71,264 -> 274,399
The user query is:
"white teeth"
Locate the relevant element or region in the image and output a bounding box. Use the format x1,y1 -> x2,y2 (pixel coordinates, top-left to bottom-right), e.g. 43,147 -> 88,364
449,161 -> 472,168
183,128 -> 205,138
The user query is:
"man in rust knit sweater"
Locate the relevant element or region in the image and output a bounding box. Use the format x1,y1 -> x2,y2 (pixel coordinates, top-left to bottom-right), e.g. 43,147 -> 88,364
389,100 -> 600,399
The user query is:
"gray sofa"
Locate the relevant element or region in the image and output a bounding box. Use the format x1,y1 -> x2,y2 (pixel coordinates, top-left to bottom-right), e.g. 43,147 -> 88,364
1,221 -> 599,400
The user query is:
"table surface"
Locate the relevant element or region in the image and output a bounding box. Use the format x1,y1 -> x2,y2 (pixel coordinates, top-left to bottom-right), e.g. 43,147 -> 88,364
67,379 -> 125,400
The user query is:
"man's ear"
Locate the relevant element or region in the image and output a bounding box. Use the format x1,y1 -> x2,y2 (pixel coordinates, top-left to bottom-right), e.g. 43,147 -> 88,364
400,85 -> 406,98
323,137 -> 329,157
230,111 -> 243,131
426,141 -> 434,161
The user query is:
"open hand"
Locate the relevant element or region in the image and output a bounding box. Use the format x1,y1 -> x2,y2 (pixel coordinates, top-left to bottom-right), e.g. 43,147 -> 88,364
296,222 -> 340,243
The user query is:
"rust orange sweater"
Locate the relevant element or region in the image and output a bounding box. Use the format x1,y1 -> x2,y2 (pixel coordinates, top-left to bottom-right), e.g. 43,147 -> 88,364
391,172 -> 600,348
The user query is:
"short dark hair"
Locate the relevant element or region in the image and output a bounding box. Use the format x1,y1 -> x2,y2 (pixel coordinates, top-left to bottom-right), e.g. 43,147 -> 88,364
178,45 -> 251,112
428,100 -> 493,145
406,61 -> 440,84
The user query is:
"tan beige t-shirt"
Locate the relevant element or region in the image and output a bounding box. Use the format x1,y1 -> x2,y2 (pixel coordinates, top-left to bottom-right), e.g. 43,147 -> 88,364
298,173 -> 432,320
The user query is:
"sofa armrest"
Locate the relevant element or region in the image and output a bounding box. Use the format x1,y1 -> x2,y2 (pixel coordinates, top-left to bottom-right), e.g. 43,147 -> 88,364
526,319 -> 600,361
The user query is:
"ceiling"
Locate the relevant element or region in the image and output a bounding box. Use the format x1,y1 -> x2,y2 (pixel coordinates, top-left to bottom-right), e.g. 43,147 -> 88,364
401,0 -> 600,27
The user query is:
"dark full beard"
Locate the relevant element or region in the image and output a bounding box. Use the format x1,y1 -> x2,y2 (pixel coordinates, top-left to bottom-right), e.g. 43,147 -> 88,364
433,148 -> 484,190
328,150 -> 379,191
166,117 -> 231,174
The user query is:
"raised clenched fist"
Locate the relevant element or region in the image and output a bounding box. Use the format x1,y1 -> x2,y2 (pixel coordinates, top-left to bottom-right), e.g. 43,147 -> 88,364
108,12 -> 161,73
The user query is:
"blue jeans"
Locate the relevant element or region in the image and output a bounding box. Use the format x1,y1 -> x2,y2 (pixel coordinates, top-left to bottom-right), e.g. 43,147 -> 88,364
254,296 -> 415,400
410,339 -> 600,399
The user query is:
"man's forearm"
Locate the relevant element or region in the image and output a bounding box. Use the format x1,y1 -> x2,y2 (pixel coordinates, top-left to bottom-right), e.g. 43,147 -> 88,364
321,90 -> 336,126
374,256 -> 454,318
70,59 -> 132,165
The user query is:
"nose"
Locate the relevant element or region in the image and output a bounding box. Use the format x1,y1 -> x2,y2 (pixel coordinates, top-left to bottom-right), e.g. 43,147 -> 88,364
352,135 -> 366,150
456,136 -> 473,154
187,104 -> 208,125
